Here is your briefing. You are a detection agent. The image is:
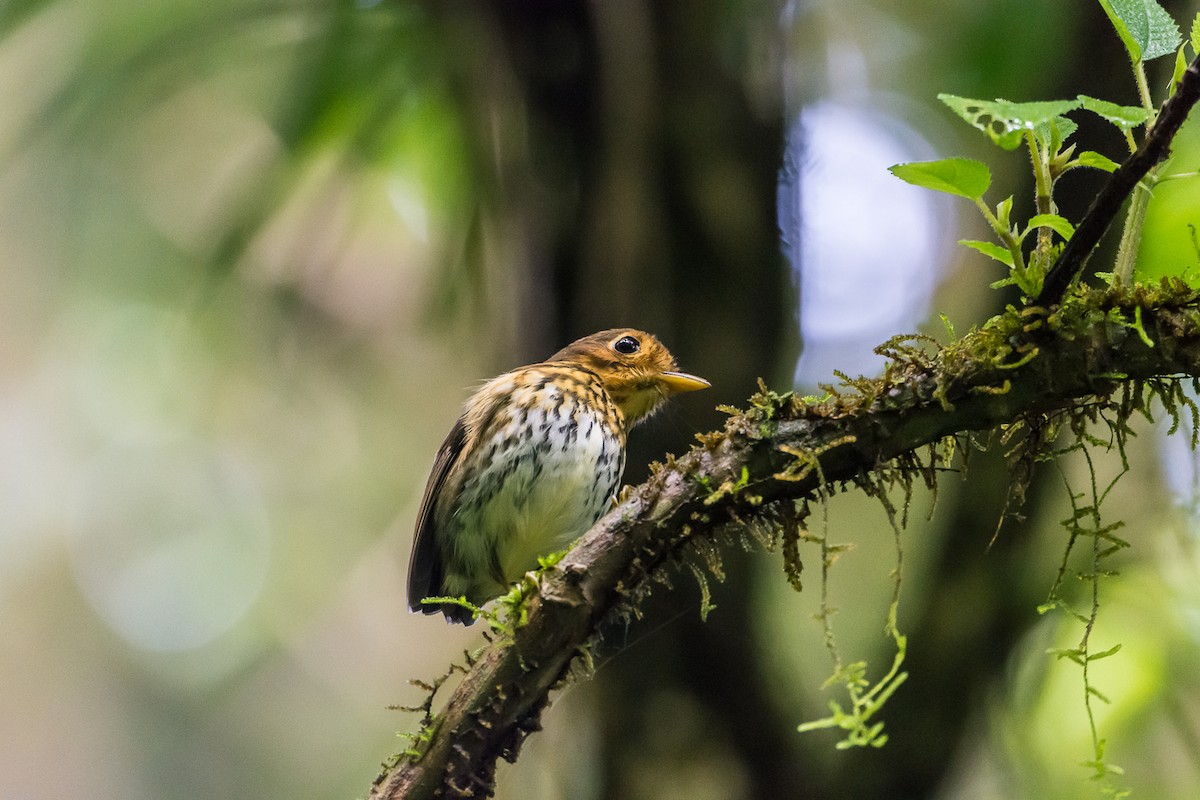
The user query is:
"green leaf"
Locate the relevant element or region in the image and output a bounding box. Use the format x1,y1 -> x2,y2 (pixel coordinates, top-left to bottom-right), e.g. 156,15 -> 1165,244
1034,116 -> 1078,155
1098,0 -> 1144,60
938,313 -> 956,339
889,158 -> 991,200
1192,11 -> 1200,55
1075,150 -> 1120,172
996,196 -> 1014,229
1173,44 -> 1189,89
1098,0 -> 1181,61
960,239 -> 1015,267
1087,643 -> 1123,661
1077,94 -> 1150,131
1027,213 -> 1076,241
1048,647 -> 1087,665
938,94 -> 1081,150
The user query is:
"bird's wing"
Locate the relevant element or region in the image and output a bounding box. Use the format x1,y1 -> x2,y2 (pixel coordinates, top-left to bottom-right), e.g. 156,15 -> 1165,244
407,415 -> 468,615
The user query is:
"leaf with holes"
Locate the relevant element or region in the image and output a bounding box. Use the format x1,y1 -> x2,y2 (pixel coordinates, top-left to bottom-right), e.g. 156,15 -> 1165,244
938,94 -> 1081,150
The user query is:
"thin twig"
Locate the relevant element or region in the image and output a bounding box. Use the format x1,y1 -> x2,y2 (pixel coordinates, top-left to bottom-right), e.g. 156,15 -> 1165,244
1038,56 -> 1200,305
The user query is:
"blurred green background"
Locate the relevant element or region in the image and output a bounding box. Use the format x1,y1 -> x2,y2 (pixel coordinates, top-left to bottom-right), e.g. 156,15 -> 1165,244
4,1 -> 1200,798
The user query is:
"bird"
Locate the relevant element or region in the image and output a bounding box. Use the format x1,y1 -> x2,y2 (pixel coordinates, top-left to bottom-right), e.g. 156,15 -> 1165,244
407,328 -> 709,624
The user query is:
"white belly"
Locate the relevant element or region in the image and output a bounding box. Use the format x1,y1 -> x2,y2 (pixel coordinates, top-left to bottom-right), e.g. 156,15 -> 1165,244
446,393 -> 624,600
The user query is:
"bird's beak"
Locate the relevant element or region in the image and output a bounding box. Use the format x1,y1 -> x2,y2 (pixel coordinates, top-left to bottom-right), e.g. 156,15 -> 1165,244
659,371 -> 711,394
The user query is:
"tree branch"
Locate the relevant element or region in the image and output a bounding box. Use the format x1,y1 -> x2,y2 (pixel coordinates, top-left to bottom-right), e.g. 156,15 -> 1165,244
1038,56 -> 1200,305
370,285 -> 1200,799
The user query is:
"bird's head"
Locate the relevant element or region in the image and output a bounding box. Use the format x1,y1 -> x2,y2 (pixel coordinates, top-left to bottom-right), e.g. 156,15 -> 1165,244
548,328 -> 709,426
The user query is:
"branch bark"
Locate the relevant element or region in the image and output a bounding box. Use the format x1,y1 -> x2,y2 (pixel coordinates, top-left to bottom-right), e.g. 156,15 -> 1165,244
1038,56 -> 1200,304
370,286 -> 1200,799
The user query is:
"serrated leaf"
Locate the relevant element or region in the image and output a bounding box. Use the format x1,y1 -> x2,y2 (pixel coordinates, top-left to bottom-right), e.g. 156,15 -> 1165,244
960,239 -> 1015,267
1076,150 -> 1120,172
1099,0 -> 1181,61
1138,0 -> 1182,59
1077,94 -> 1150,130
1027,213 -> 1076,241
889,158 -> 991,200
938,94 -> 1081,150
1192,11 -> 1200,54
1035,116 -> 1078,153
1099,0 -> 1142,60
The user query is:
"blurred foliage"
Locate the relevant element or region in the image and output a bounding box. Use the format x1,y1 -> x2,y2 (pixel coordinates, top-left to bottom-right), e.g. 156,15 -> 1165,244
2,1 -> 1200,799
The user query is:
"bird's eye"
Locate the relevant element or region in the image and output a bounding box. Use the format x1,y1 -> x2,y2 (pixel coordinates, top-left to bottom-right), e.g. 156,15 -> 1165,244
613,335 -> 641,355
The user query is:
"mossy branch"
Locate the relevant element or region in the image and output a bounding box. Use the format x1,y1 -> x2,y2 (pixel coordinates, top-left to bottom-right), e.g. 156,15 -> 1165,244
370,283 -> 1200,800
